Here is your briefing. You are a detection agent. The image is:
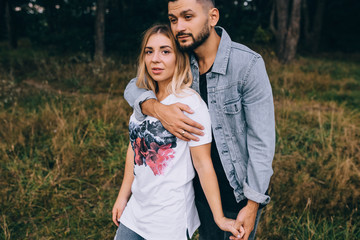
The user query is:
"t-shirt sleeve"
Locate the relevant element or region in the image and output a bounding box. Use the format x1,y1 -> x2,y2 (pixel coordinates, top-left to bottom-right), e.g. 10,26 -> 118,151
185,96 -> 212,147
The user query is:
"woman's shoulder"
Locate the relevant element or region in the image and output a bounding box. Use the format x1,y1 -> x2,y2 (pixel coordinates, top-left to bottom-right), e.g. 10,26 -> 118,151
168,89 -> 205,110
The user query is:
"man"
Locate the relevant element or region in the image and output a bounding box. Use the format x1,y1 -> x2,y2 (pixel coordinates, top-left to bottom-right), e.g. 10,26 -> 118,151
124,0 -> 275,239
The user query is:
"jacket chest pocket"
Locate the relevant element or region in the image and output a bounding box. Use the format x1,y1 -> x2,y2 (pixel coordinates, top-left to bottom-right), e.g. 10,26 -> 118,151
223,96 -> 246,134
224,97 -> 242,114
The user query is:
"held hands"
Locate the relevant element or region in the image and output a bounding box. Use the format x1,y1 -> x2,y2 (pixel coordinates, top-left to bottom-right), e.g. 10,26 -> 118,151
215,216 -> 245,240
111,198 -> 128,226
153,101 -> 204,141
230,201 -> 259,240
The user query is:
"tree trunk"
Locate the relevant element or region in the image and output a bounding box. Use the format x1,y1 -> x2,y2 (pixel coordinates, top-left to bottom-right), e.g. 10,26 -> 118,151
4,0 -> 17,49
270,0 -> 302,63
43,0 -> 56,34
94,0 -> 105,62
303,0 -> 326,53
0,0 -> 4,39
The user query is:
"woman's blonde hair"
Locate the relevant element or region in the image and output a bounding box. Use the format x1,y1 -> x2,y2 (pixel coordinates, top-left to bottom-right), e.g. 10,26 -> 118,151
136,24 -> 193,96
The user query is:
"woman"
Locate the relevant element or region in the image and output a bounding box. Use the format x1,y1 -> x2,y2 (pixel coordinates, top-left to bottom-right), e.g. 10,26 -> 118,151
112,24 -> 243,240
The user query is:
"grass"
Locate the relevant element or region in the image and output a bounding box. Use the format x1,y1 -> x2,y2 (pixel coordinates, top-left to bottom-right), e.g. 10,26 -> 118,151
0,42 -> 359,239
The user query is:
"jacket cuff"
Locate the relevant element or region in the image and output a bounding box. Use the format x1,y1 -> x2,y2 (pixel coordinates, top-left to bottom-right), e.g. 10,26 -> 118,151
134,91 -> 157,121
243,181 -> 270,205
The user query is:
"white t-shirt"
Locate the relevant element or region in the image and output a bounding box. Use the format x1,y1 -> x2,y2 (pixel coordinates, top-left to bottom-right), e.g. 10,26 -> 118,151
120,90 -> 212,240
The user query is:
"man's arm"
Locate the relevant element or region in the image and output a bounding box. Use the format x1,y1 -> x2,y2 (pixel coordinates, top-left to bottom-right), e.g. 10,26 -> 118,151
124,77 -> 157,121
124,78 -> 205,141
241,56 -> 275,205
233,56 -> 275,240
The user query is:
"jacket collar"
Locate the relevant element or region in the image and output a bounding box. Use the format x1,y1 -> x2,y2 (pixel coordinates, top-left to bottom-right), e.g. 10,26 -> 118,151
190,26 -> 232,75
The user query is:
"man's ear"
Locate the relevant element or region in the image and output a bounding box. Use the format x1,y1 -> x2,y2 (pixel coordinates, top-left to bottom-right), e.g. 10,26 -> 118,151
208,8 -> 219,27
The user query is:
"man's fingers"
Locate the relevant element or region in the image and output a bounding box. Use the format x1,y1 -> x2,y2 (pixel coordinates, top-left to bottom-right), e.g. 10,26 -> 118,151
173,131 -> 190,141
182,115 -> 205,131
180,130 -> 200,141
229,223 -> 245,240
171,123 -> 201,141
175,103 -> 204,131
229,235 -> 241,240
239,225 -> 245,238
181,123 -> 204,137
242,230 -> 250,240
229,227 -> 241,240
234,220 -> 243,232
176,103 -> 194,114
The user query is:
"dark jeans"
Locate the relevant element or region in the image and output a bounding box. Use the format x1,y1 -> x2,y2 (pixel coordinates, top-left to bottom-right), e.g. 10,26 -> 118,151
196,200 -> 262,240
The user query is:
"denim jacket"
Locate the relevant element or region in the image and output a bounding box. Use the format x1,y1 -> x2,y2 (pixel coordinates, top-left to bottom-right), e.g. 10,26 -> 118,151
124,27 -> 275,205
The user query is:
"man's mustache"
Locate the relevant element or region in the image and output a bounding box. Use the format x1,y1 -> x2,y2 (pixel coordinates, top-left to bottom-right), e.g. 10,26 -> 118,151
176,32 -> 193,38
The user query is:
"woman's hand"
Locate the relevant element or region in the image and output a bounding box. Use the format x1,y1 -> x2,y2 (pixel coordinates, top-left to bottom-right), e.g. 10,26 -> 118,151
215,216 -> 245,239
112,198 -> 128,226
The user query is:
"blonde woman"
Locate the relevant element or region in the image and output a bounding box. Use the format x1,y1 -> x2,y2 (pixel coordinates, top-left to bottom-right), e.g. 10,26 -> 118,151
112,24 -> 243,240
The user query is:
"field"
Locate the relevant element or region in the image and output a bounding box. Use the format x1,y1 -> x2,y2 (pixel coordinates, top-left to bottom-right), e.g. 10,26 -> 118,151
0,43 -> 359,239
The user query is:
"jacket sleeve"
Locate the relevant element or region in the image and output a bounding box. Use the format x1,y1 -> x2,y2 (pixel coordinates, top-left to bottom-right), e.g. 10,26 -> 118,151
124,77 -> 157,121
241,56 -> 275,205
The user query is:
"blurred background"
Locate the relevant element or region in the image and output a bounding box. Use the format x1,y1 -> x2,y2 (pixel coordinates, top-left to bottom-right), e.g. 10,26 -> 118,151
0,0 -> 359,239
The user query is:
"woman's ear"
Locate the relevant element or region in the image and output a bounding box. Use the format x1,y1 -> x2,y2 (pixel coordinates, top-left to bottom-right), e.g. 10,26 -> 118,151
208,8 -> 219,27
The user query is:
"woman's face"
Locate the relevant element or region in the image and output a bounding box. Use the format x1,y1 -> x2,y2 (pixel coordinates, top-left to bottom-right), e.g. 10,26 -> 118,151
144,33 -> 176,86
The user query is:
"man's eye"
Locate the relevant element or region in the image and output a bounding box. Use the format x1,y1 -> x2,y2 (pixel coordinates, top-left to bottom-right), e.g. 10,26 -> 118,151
169,18 -> 177,24
185,15 -> 192,20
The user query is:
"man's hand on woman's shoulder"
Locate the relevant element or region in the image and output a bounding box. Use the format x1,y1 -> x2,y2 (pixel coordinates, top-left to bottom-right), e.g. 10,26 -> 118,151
142,99 -> 205,141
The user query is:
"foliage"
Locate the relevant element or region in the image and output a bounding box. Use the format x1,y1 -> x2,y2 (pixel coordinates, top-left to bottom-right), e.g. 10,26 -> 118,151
253,26 -> 273,44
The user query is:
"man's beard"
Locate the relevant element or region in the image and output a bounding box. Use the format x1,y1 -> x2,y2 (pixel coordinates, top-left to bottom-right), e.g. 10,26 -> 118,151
176,22 -> 210,52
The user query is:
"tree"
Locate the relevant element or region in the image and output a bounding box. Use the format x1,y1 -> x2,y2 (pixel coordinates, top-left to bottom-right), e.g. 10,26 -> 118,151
94,0 -> 105,62
42,0 -> 56,35
0,0 -> 4,40
302,0 -> 326,53
4,0 -> 17,49
270,0 -> 302,63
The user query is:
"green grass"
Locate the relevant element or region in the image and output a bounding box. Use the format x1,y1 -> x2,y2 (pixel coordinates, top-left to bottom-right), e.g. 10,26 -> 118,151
1,44 -> 359,239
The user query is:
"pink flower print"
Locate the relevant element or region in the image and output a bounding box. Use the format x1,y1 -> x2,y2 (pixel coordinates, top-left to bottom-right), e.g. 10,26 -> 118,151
145,143 -> 175,175
134,137 -> 147,166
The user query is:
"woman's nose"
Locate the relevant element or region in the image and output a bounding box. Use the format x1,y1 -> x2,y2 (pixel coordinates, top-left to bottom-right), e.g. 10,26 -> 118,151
151,51 -> 161,62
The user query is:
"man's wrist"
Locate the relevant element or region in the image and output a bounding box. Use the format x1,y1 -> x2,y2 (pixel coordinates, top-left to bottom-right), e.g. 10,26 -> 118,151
141,99 -> 158,117
246,199 -> 259,210
152,100 -> 162,119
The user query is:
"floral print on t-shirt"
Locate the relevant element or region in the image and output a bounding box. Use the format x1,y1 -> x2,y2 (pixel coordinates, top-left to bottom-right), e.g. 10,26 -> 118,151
129,120 -> 177,176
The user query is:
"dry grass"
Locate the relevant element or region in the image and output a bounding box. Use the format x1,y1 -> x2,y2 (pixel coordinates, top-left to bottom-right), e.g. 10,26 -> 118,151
0,46 -> 359,239
0,90 -> 132,239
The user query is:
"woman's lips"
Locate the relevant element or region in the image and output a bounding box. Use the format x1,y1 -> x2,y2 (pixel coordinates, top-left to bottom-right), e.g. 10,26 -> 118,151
152,68 -> 163,74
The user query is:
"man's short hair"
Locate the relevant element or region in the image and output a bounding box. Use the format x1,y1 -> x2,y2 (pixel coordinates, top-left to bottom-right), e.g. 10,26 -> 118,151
168,0 -> 215,9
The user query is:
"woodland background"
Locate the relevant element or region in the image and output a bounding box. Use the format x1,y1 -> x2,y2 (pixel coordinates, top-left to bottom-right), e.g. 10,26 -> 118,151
0,0 -> 359,239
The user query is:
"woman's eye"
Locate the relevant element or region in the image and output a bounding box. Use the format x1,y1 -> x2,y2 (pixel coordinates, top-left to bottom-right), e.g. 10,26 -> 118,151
145,50 -> 152,55
185,15 -> 192,20
162,50 -> 170,54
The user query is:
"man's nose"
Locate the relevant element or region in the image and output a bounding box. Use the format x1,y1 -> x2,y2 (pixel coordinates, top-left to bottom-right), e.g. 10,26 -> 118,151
175,19 -> 186,33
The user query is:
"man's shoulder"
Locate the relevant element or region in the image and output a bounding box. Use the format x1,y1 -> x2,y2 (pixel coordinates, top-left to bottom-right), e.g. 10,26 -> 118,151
230,41 -> 261,59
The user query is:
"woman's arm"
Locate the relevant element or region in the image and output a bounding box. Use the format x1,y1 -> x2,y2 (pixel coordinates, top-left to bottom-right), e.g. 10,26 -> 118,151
112,142 -> 135,226
190,144 -> 244,238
